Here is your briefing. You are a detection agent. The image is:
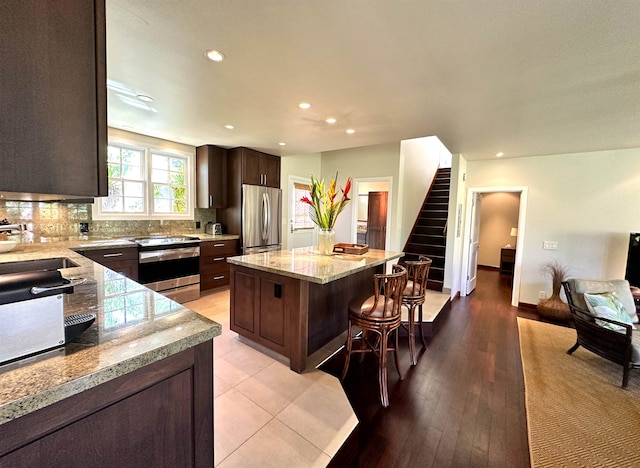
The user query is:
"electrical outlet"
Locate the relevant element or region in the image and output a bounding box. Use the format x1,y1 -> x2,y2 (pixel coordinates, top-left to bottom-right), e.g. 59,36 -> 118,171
538,291 -> 546,299
543,241 -> 558,250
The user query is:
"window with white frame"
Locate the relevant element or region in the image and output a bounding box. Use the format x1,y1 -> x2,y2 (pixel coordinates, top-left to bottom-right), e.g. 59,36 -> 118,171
94,140 -> 194,220
292,181 -> 315,231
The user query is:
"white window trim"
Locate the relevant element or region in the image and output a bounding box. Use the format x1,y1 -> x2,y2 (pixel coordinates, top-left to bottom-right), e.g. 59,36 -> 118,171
93,137 -> 196,221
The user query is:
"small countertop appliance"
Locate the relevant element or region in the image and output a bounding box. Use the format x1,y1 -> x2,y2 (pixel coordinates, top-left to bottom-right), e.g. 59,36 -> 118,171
0,270 -> 88,364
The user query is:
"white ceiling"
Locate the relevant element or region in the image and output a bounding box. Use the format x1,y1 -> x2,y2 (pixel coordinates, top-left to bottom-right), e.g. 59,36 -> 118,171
106,0 -> 640,161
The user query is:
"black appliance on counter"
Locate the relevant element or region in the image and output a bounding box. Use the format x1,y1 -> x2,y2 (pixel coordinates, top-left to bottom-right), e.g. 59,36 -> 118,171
0,270 -> 89,364
134,236 -> 201,303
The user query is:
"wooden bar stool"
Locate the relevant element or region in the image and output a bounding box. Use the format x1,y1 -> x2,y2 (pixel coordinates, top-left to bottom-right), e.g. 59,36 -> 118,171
341,265 -> 408,407
400,256 -> 432,365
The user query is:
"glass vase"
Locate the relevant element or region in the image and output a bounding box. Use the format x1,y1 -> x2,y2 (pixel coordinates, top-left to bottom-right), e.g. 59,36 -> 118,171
317,228 -> 335,255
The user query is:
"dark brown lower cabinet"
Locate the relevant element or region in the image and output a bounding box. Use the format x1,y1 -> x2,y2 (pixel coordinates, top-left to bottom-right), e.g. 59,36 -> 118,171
230,263 -> 380,372
231,267 -> 294,358
77,246 -> 139,281
0,341 -> 213,468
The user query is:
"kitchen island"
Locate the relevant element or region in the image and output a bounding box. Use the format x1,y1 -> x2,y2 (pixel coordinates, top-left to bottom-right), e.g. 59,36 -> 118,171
227,247 -> 403,372
0,243 -> 220,467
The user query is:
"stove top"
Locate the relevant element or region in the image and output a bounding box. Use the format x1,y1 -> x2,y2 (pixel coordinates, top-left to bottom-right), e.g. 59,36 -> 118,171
134,236 -> 200,248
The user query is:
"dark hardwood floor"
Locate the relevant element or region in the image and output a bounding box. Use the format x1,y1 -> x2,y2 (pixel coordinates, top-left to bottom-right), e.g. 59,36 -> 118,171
323,268 -> 532,468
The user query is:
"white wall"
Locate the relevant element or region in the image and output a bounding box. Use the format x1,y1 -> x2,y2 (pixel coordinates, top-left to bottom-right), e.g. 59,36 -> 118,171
280,153 -> 321,249
465,148 -> 640,305
444,153 -> 467,297
398,136 -> 450,249
321,143 -> 401,249
477,192 -> 520,267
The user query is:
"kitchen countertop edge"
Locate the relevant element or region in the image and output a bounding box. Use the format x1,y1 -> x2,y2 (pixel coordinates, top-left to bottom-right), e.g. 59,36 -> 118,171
227,247 -> 404,284
0,240 -> 222,426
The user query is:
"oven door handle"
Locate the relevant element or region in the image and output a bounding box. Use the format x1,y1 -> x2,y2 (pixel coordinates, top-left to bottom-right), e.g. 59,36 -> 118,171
139,246 -> 200,264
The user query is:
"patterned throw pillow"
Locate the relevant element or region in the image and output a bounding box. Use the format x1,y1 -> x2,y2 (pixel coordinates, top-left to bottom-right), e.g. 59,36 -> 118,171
583,291 -> 636,332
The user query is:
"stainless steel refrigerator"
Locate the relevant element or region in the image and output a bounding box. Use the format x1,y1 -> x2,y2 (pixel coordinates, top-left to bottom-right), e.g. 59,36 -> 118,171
242,184 -> 282,254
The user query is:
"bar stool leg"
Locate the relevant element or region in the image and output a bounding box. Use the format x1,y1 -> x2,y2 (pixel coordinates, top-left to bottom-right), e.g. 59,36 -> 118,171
341,322 -> 354,381
393,328 -> 403,380
379,329 -> 389,407
407,304 -> 417,366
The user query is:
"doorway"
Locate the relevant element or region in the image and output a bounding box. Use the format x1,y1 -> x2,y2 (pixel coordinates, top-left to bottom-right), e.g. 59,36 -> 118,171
352,178 -> 392,249
461,186 -> 528,307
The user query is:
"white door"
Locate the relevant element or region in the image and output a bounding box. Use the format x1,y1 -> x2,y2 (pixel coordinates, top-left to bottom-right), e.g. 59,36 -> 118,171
466,192 -> 482,293
287,176 -> 316,249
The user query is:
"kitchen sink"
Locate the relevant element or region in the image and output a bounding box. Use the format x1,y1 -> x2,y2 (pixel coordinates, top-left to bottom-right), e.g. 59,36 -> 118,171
0,257 -> 79,276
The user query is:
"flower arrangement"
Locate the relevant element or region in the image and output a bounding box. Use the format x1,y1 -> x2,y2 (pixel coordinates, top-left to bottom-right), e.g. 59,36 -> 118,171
300,173 -> 352,230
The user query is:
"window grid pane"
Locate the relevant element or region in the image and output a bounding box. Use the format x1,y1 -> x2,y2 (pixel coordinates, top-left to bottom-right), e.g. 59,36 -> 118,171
103,145 -> 146,214
293,183 -> 314,231
151,152 -> 188,214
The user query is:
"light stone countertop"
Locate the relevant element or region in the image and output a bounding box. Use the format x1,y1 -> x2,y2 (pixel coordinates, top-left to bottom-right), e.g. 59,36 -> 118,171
227,246 -> 404,284
0,240 -> 222,426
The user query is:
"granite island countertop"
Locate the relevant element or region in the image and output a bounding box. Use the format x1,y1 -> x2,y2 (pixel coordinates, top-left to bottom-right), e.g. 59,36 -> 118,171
227,246 -> 404,284
0,240 -> 222,426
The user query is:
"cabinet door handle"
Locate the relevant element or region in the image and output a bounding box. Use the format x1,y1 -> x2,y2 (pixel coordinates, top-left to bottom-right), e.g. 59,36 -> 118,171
209,195 -> 213,206
264,174 -> 267,185
213,243 -> 225,247
213,275 -> 225,280
103,253 -> 123,258
213,257 -> 225,261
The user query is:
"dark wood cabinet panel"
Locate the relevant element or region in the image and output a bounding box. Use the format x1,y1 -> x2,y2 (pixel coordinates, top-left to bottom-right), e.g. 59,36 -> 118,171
196,145 -> 227,208
260,278 -> 287,347
260,153 -> 281,188
232,270 -> 258,333
199,239 -> 238,290
500,247 -> 516,274
230,266 -> 296,358
238,147 -> 280,188
0,341 -> 214,468
0,0 -> 107,199
77,247 -> 139,281
217,147 -> 280,240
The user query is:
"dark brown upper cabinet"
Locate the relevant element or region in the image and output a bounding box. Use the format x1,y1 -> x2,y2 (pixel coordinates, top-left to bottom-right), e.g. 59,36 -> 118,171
237,147 -> 281,188
196,145 -> 228,208
0,0 -> 107,200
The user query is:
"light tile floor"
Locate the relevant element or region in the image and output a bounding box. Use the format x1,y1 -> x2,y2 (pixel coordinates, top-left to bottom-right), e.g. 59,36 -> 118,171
185,286 -> 450,467
185,288 -> 358,467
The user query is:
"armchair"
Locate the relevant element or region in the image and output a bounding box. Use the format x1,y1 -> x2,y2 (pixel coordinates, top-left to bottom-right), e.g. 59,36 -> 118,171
562,279 -> 640,388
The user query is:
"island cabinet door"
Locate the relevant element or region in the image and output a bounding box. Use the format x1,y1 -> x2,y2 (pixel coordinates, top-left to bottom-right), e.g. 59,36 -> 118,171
230,265 -> 296,357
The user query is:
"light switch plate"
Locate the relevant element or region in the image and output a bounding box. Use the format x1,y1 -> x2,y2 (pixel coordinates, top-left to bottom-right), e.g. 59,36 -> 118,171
543,241 -> 558,250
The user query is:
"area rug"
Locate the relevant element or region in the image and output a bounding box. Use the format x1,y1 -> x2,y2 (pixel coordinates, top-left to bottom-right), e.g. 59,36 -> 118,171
518,317 -> 640,468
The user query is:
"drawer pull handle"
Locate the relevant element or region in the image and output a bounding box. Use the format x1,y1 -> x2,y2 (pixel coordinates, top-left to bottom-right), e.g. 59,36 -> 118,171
213,243 -> 225,247
103,253 -> 123,258
213,257 -> 225,261
213,275 -> 225,280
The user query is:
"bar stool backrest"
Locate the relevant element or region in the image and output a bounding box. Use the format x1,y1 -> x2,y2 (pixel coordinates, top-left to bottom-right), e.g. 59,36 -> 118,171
364,265 -> 407,320
403,257 -> 432,298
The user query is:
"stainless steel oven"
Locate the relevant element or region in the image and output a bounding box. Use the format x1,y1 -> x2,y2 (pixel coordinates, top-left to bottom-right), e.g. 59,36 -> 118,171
135,236 -> 201,303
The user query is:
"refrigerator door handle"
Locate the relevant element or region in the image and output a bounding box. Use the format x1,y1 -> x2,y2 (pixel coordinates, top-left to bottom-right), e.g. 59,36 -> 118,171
262,192 -> 270,240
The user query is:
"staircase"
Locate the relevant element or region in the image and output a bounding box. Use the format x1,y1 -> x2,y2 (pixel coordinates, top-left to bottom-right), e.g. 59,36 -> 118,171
401,167 -> 451,291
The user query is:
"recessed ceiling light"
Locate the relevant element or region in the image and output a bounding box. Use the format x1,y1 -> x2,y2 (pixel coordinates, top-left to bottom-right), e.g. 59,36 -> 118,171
278,142 -> 286,146
298,102 -> 311,109
345,128 -> 355,134
136,94 -> 154,103
225,124 -> 235,130
325,118 -> 337,124
204,49 -> 225,62
496,152 -> 504,157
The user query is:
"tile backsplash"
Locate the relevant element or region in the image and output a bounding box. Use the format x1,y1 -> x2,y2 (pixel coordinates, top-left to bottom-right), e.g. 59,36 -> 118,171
0,201 -> 216,241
